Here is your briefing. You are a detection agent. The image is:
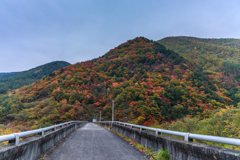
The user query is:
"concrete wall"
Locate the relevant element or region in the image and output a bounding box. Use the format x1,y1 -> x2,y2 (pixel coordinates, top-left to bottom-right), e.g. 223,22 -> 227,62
98,122 -> 240,160
0,122 -> 87,160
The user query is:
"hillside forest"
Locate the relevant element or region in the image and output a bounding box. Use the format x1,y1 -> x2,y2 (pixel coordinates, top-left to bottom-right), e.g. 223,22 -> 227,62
0,61 -> 70,94
159,37 -> 240,106
0,37 -> 240,149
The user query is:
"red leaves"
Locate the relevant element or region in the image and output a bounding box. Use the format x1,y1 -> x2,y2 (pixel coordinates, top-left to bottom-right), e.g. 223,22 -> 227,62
94,102 -> 101,107
146,54 -> 153,59
130,101 -> 138,107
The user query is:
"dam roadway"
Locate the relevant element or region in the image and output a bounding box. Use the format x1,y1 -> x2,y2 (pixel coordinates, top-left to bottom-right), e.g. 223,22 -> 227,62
44,123 -> 148,160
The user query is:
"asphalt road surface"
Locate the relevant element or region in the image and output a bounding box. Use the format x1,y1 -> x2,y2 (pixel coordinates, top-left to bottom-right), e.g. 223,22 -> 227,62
44,123 -> 149,160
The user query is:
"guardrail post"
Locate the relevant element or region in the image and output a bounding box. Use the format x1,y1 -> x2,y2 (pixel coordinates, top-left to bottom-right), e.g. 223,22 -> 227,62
38,128 -> 44,136
54,125 -> 57,131
184,133 -> 193,142
155,129 -> 162,135
14,133 -> 19,145
140,127 -> 142,132
8,133 -> 19,145
41,128 -> 44,136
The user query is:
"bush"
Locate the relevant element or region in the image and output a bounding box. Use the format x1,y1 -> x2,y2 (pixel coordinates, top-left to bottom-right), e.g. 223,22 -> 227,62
30,125 -> 38,130
155,149 -> 169,160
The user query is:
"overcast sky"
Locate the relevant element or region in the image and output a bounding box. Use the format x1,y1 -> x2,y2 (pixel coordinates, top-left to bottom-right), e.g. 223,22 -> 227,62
0,0 -> 240,72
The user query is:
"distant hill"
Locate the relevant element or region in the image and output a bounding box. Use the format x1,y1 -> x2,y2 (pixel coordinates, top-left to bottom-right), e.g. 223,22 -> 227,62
176,36 -> 240,49
0,72 -> 19,80
158,36 -> 240,105
0,73 -> 15,75
0,61 -> 70,94
0,37 -> 231,129
158,36 -> 240,79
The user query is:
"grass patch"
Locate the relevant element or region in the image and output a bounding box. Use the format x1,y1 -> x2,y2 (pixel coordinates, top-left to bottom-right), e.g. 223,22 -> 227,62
155,150 -> 169,160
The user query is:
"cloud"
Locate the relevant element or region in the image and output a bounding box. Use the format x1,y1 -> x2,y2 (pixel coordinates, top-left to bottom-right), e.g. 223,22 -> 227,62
0,0 -> 240,72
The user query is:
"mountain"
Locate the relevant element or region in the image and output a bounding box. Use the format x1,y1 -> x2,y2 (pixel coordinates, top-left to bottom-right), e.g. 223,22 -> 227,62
0,37 -> 231,131
158,37 -> 240,77
0,72 -> 19,80
178,37 -> 240,50
0,61 -> 71,94
158,36 -> 240,106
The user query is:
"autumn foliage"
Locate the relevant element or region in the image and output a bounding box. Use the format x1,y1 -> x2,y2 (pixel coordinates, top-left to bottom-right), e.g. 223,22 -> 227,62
0,37 -> 233,132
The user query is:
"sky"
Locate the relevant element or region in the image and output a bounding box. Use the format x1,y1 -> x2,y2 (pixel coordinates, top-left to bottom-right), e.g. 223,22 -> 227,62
0,0 -> 240,72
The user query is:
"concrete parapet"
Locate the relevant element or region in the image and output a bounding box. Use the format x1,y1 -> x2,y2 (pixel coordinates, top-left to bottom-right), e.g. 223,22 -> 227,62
99,122 -> 240,160
0,122 -> 87,160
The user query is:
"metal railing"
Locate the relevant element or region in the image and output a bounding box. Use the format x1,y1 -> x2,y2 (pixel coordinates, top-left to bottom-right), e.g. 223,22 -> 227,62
96,121 -> 240,146
0,121 -> 87,145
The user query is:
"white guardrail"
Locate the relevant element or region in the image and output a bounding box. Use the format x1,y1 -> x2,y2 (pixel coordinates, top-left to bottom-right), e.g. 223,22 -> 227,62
97,121 -> 240,146
0,121 -> 87,145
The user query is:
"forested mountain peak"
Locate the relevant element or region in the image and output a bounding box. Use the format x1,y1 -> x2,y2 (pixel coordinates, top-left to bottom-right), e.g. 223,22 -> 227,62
104,37 -> 155,59
0,37 -> 232,132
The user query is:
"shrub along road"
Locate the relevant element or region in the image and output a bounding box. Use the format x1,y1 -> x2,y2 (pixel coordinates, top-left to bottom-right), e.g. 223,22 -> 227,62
44,123 -> 148,160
